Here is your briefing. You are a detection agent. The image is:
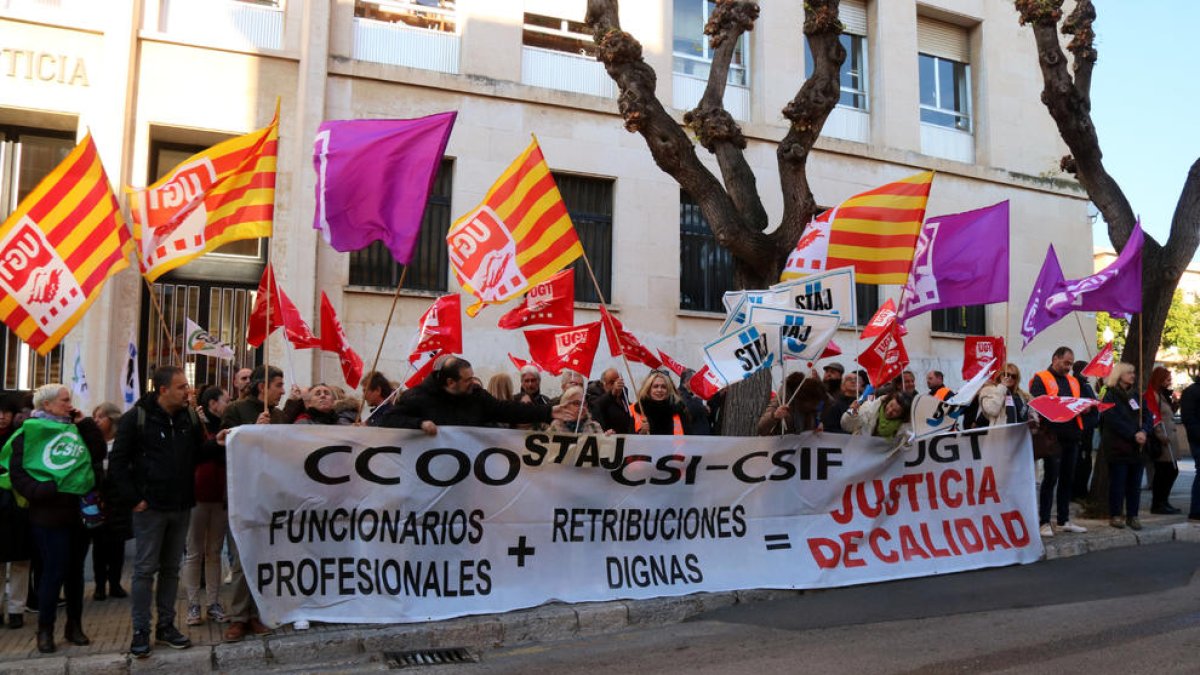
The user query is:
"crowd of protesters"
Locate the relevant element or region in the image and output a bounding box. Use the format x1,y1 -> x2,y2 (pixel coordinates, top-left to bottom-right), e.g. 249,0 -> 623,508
2,344 -> 1199,658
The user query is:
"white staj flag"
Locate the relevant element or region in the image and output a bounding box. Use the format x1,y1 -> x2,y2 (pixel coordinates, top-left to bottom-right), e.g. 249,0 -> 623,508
122,336 -> 140,411
702,324 -> 774,387
745,305 -> 841,361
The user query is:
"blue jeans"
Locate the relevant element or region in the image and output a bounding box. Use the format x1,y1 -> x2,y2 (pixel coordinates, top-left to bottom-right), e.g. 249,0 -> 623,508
1109,461 -> 1144,519
131,509 -> 190,632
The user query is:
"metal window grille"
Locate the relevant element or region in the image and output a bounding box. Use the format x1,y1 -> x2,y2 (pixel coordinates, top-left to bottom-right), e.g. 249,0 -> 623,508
141,281 -> 261,391
553,173 -> 613,304
679,191 -> 734,313
349,159 -> 453,291
932,305 -> 986,335
855,284 -> 880,327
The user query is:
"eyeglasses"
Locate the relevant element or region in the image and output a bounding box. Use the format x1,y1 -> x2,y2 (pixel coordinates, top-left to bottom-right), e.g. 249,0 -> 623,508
1002,373 -> 1017,379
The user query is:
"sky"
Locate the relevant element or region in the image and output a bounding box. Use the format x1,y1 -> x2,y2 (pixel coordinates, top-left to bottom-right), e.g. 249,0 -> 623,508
1089,1 -> 1200,256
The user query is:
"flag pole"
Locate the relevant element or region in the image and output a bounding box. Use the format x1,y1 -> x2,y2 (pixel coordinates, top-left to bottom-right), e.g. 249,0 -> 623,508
1074,312 -> 1094,360
580,251 -> 641,404
263,245 -> 272,416
142,278 -> 182,368
357,266 -> 410,421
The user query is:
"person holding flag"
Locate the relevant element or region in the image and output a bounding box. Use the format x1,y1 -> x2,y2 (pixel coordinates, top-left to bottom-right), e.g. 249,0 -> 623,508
1029,347 -> 1089,537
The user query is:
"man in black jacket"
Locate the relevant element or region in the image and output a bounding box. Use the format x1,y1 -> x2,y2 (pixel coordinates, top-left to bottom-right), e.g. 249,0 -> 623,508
1181,374 -> 1200,520
109,365 -> 223,658
383,357 -> 577,433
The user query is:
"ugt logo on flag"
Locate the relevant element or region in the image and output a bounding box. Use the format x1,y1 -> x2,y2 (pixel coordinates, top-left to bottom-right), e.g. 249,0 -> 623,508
447,206 -> 527,303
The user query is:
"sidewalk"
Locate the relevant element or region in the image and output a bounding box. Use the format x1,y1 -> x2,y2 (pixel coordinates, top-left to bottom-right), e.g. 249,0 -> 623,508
1,471 -> 1195,674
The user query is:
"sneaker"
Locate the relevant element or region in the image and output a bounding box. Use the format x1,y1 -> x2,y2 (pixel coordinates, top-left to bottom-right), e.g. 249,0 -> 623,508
130,629 -> 151,658
186,604 -> 203,626
292,620 -> 310,631
1059,521 -> 1087,533
156,624 -> 192,650
1039,523 -> 1055,537
1126,517 -> 1143,531
207,603 -> 229,623
1111,517 -> 1126,529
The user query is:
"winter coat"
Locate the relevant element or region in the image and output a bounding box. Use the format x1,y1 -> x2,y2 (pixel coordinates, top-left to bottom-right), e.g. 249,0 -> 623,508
978,383 -> 1031,426
1149,389 -> 1178,466
841,398 -> 912,444
632,397 -> 690,436
193,415 -> 227,505
108,393 -> 216,512
222,396 -> 287,428
381,379 -> 553,429
10,417 -> 105,528
591,391 -> 632,435
1099,386 -> 1153,465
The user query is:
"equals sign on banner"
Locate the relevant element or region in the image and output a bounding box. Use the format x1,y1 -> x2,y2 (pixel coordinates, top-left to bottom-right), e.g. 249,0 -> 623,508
764,533 -> 791,551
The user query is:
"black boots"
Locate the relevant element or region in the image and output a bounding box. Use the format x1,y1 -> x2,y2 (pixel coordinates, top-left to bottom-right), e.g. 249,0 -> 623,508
36,625 -> 55,653
64,620 -> 91,646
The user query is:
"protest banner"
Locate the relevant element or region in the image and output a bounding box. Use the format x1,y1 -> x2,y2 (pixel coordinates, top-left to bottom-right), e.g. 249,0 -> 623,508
228,424 -> 1042,625
744,305 -> 840,361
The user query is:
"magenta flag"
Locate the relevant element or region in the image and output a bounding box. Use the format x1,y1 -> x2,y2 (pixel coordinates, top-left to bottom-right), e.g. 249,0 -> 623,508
313,112 -> 456,264
1045,221 -> 1144,319
897,201 -> 1009,322
1020,244 -> 1066,347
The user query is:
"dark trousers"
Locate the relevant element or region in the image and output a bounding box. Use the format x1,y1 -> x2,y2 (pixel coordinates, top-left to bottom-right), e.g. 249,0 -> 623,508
1109,461 -> 1144,518
90,527 -> 126,591
1073,433 -> 1095,499
1040,435 -> 1079,525
1151,460 -> 1180,508
131,509 -> 190,632
30,524 -> 89,630
1191,446 -> 1200,518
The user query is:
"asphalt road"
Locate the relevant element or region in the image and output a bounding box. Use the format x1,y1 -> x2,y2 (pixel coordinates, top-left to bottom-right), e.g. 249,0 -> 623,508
462,542 -> 1200,675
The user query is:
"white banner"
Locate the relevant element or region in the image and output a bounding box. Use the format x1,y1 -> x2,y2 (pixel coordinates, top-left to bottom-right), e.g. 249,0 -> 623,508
702,324 -> 775,387
227,424 -> 1042,625
184,318 -> 235,359
745,305 -> 840,361
769,267 -> 857,327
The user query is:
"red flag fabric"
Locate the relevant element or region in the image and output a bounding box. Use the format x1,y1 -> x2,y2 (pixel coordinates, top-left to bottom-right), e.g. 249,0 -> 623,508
657,350 -> 687,377
861,299 -> 898,341
318,291 -> 364,389
858,321 -> 908,388
524,322 -> 602,377
962,336 -> 1006,381
689,366 -> 723,401
247,264 -> 320,349
598,305 -> 662,368
1082,342 -> 1115,379
497,268 -> 575,329
409,294 -> 462,360
1029,396 -> 1113,423
405,349 -> 441,388
819,338 -> 843,360
1144,386 -> 1162,426
508,353 -> 533,371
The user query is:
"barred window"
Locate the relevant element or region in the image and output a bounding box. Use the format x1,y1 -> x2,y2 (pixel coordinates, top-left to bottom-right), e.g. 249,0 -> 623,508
932,305 -> 985,335
349,159 -> 453,292
855,284 -> 880,327
679,191 -> 733,313
553,173 -> 613,305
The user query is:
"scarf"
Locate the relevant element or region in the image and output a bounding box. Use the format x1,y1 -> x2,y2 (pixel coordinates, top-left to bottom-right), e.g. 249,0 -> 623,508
303,407 -> 341,425
31,409 -> 73,424
875,413 -> 902,441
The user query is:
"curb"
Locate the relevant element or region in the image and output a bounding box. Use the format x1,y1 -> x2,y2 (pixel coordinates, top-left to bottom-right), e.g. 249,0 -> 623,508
4,522 -> 1198,674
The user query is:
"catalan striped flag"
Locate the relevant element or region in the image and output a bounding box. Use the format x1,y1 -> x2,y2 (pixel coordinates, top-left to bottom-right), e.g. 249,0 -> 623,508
824,171 -> 935,285
128,105 -> 278,281
0,134 -> 131,355
447,137 -> 583,317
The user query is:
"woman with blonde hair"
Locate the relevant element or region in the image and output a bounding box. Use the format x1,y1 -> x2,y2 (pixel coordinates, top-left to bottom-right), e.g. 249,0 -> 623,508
1100,362 -> 1153,530
978,363 -> 1033,426
487,373 -> 514,402
547,386 -> 605,435
632,370 -> 690,435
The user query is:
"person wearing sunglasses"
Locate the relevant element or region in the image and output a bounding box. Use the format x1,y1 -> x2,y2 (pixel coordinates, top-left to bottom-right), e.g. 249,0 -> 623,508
978,364 -> 1032,426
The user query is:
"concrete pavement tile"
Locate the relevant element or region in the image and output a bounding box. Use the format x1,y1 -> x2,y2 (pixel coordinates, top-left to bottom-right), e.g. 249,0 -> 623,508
211,639 -> 267,670
70,653 -> 130,675
626,596 -> 701,626
1085,530 -> 1139,552
498,605 -> 578,645
692,592 -> 737,614
357,625 -> 436,653
1171,522 -> 1200,543
427,616 -> 503,649
263,631 -> 362,666
1042,538 -> 1086,560
574,602 -> 629,636
0,655 -> 67,675
735,589 -> 801,604
1134,527 -> 1176,545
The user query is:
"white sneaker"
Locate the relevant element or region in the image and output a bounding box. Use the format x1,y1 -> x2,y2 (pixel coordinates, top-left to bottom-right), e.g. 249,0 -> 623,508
293,620 -> 310,631
1039,523 -> 1055,537
1059,521 -> 1087,533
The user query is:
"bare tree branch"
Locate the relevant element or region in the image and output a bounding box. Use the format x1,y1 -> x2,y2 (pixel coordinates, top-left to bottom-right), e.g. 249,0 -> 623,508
1061,0 -> 1096,99
773,0 -> 845,260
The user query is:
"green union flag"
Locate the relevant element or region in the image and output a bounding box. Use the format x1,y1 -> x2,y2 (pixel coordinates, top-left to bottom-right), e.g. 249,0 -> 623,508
0,418 -> 94,496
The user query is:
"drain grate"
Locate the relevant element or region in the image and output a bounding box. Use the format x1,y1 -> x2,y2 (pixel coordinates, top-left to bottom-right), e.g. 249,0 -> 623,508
384,647 -> 478,669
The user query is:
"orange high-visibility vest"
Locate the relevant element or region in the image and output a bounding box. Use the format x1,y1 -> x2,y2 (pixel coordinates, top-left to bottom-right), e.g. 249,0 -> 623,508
630,403 -> 683,436
933,386 -> 951,401
1033,370 -> 1083,428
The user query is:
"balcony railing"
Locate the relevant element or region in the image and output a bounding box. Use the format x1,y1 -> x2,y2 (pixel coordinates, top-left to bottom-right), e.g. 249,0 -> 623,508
157,0 -> 284,52
352,16 -> 459,74
920,122 -> 974,164
0,0 -> 102,28
521,46 -> 614,99
671,73 -> 749,122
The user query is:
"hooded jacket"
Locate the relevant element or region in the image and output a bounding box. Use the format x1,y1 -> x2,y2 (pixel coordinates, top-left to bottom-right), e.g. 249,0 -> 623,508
108,392 -> 216,512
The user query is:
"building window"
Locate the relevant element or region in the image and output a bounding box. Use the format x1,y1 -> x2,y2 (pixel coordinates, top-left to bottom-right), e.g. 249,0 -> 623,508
523,13 -> 596,56
355,0 -> 457,33
349,159 -> 453,292
917,18 -> 971,132
553,173 -> 613,305
672,0 -> 747,86
0,126 -> 73,389
931,306 -> 985,335
679,191 -> 734,313
855,284 -> 879,327
804,0 -> 867,110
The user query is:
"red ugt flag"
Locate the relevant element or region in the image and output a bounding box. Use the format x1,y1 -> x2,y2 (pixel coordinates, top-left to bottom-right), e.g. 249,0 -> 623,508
963,336 -> 1005,381
599,305 -> 662,369
858,321 -> 908,388
247,264 -> 320,349
497,268 -> 575,329
1082,341 -> 1115,379
319,292 -> 363,389
657,350 -> 687,377
524,322 -> 602,377
689,366 -> 723,401
409,294 -> 462,360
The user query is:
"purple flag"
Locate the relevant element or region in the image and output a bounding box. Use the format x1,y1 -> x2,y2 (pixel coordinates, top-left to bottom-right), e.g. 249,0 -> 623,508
1044,221 -> 1144,319
313,112 -> 456,264
897,201 -> 1009,322
1020,244 -> 1066,347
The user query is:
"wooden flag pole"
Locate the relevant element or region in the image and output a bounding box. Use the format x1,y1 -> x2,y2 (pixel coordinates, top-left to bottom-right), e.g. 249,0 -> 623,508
357,266 -> 410,421
262,247 -> 272,416
1074,312 -> 1095,360
142,278 -> 182,368
580,251 -> 641,406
